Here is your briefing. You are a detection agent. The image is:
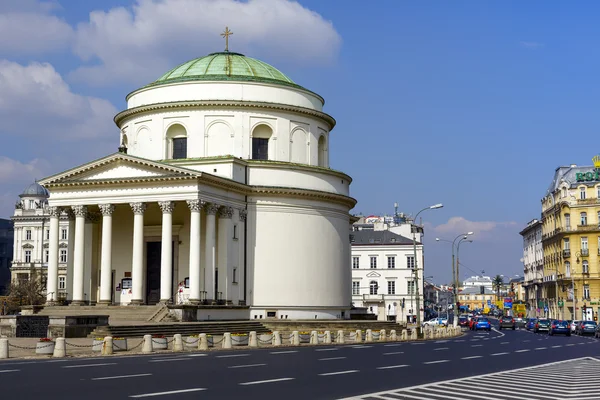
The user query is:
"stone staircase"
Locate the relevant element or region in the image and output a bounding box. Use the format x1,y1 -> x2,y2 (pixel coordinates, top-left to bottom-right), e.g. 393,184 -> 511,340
261,320 -> 403,333
37,305 -> 163,324
89,321 -> 271,338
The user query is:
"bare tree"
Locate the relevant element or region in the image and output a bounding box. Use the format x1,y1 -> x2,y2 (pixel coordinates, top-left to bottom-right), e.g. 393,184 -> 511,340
5,272 -> 46,312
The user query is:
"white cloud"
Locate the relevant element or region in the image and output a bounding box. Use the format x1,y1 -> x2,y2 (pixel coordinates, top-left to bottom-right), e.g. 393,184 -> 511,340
0,157 -> 50,184
0,60 -> 118,140
70,0 -> 341,86
0,1 -> 72,54
427,216 -> 518,241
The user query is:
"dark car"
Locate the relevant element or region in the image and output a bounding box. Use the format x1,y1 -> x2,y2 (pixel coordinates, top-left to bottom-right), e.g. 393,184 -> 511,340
499,316 -> 515,330
549,320 -> 571,336
534,318 -> 550,333
458,316 -> 468,327
576,320 -> 597,335
525,318 -> 537,331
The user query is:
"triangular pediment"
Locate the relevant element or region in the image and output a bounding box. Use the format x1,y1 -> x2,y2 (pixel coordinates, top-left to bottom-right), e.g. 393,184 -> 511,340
40,153 -> 200,186
366,271 -> 381,278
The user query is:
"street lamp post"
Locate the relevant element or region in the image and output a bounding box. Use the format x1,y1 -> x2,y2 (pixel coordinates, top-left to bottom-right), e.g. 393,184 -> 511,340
412,203 -> 443,330
456,237 -> 473,321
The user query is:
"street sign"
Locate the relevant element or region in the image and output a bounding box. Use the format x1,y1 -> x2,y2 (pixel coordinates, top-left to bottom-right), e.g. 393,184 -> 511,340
544,306 -> 549,312
558,300 -> 564,307
487,300 -> 491,306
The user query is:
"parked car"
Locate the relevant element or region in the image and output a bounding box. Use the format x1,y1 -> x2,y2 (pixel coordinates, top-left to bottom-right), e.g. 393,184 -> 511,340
525,318 -> 537,331
570,320 -> 581,333
499,315 -> 515,330
423,317 -> 448,327
534,318 -> 550,333
576,321 -> 597,335
474,317 -> 492,331
458,315 -> 468,327
515,317 -> 526,329
549,320 -> 571,336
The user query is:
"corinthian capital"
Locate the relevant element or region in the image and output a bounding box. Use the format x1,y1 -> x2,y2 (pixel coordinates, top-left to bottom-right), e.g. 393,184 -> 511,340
99,204 -> 115,216
130,202 -> 147,215
239,209 -> 247,222
71,205 -> 88,218
218,206 -> 234,219
186,200 -> 204,213
204,202 -> 220,215
159,201 -> 176,214
46,206 -> 62,218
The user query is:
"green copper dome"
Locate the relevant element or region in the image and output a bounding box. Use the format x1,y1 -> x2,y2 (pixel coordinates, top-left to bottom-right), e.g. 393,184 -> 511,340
152,52 -> 300,88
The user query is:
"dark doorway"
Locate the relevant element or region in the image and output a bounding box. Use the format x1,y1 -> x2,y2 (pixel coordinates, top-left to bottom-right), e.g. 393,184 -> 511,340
146,242 -> 161,305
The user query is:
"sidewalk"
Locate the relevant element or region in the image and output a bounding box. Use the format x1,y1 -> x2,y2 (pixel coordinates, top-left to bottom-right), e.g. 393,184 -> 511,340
3,337 -> 145,359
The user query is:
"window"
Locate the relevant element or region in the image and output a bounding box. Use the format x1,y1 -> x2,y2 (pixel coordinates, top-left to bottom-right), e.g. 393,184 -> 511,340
59,249 -> 67,263
352,281 -> 360,295
252,138 -> 269,160
369,280 -> 378,295
387,281 -> 396,295
58,276 -> 66,290
352,257 -> 360,269
29,200 -> 35,209
61,228 -> 67,240
17,273 -> 28,283
387,256 -> 396,269
45,229 -> 50,240
407,281 -> 415,295
582,237 -> 589,250
566,261 -> 571,278
597,186 -> 600,199
407,256 -> 415,269
232,268 -> 238,284
172,137 -> 187,159
44,250 -> 49,263
565,214 -> 571,231
564,238 -> 570,250
563,187 -> 567,198
233,225 -> 238,240
584,284 -> 590,299
24,250 -> 31,263
370,256 -> 377,269
26,230 -> 31,240
581,187 -> 587,200
583,260 -> 589,274
581,212 -> 588,226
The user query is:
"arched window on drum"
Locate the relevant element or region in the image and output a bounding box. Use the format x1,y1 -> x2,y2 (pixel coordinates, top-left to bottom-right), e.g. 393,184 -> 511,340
251,124 -> 272,160
166,124 -> 187,159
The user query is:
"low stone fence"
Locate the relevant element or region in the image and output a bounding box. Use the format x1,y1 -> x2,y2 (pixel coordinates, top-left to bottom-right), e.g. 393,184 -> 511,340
0,326 -> 462,359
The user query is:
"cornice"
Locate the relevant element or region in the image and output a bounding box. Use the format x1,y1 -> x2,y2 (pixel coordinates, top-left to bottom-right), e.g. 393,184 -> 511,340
247,160 -> 352,183
114,100 -> 336,130
250,186 -> 356,209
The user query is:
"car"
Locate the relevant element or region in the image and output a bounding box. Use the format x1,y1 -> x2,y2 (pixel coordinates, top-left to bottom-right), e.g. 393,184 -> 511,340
499,316 -> 516,330
570,320 -> 581,333
534,318 -> 550,333
525,318 -> 537,331
474,317 -> 492,331
469,317 -> 479,330
458,315 -> 469,327
515,317 -> 526,329
548,320 -> 571,336
576,320 -> 597,335
423,317 -> 448,327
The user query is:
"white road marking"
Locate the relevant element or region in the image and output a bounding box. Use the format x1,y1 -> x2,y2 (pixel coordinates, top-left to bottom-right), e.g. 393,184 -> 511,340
491,352 -> 509,356
566,343 -> 576,347
535,347 -> 547,350
551,345 -> 563,348
500,342 -> 509,344
351,345 -> 373,349
383,352 -> 404,355
319,357 -> 347,361
216,354 -> 250,358
471,344 -> 483,347
410,343 -> 425,345
315,348 -> 338,352
0,369 -> 19,373
129,388 -> 206,398
228,363 -> 266,369
377,364 -> 409,370
186,354 -> 208,357
433,347 -> 449,351
423,360 -> 449,364
319,370 -> 359,376
470,339 -> 479,342
434,340 -> 449,343
149,358 -> 191,363
455,339 -> 466,342
239,377 -> 295,385
92,374 -> 152,381
384,343 -> 403,347
461,356 -> 482,360
62,363 -> 116,369
269,351 -> 298,355
515,349 -> 530,353
523,340 -> 531,342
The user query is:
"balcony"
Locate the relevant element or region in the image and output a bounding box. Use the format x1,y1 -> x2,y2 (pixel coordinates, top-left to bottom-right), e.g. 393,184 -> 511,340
563,249 -> 571,258
581,249 -> 589,257
362,294 -> 385,302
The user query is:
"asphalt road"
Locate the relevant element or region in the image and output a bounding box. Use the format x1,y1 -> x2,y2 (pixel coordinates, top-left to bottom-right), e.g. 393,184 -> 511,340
1,321 -> 599,399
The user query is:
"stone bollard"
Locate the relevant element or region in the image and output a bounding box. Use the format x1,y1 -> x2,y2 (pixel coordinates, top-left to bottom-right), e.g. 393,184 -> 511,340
53,337 -> 66,358
380,329 -> 386,341
365,329 -> 373,342
0,338 -> 7,359
222,333 -> 232,349
142,335 -> 152,354
310,331 -> 318,345
198,333 -> 208,351
273,331 -> 282,346
390,329 -> 397,341
324,331 -> 332,344
337,330 -> 345,344
173,334 -> 183,352
291,331 -> 300,346
401,329 -> 408,341
411,329 -> 418,341
249,331 -> 258,348
102,336 -> 114,356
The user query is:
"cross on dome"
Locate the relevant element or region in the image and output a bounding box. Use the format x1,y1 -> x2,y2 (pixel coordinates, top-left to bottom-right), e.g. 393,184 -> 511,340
221,26 -> 233,52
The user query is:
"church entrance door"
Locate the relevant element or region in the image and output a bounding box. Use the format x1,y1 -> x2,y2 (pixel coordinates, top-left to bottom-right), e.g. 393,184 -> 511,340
146,242 -> 161,305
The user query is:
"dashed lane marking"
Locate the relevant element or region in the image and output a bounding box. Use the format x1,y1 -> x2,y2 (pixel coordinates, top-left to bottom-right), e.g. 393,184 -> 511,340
461,356 -> 482,360
228,364 -> 266,369
129,388 -> 206,398
318,357 -> 347,361
423,360 -> 449,365
491,352 -> 509,356
383,352 -> 404,355
376,364 -> 409,370
239,378 -> 295,385
92,374 -> 152,381
319,370 -> 359,376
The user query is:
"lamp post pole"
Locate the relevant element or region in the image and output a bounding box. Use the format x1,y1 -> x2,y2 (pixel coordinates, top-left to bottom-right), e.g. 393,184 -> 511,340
412,203 -> 443,330
456,237 -> 473,323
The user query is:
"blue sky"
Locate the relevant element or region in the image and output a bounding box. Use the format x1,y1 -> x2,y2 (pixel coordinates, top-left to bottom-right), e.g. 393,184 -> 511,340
2,0 -> 597,283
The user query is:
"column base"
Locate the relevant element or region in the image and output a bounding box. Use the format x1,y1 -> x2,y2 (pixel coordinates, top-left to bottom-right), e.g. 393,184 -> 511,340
70,301 -> 84,306
45,301 -> 58,307
129,299 -> 143,305
159,299 -> 173,305
96,301 -> 112,306
187,299 -> 200,305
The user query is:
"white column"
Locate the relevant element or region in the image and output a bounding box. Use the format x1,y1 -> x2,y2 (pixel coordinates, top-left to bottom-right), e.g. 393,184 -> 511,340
130,202 -> 147,304
238,209 -> 247,304
159,201 -> 175,303
204,203 -> 219,302
15,227 -> 21,262
217,206 -> 233,303
98,204 -> 115,305
186,200 -> 203,304
12,227 -> 19,263
71,205 -> 87,305
66,212 -> 75,301
46,207 -> 61,304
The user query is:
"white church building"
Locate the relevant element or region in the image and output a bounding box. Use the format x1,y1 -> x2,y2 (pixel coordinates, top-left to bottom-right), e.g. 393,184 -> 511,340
34,46 -> 356,320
